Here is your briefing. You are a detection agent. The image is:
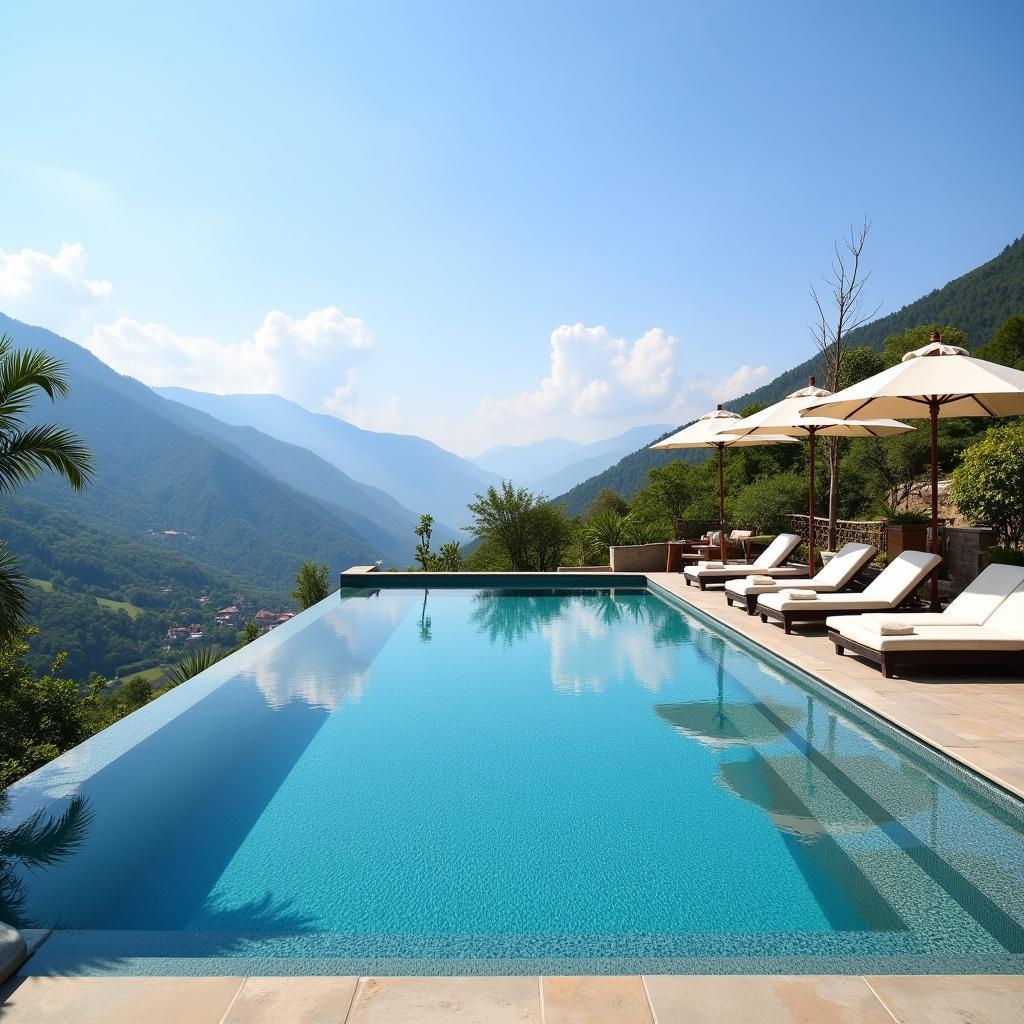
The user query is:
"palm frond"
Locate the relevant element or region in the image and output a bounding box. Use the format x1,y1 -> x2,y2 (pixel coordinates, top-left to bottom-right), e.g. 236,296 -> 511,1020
0,423 -> 94,492
164,646 -> 221,688
0,796 -> 93,867
0,542 -> 30,638
0,339 -> 72,422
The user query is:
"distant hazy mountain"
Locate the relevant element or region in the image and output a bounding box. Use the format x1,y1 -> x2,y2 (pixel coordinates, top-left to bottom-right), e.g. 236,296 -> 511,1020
157,388 -> 500,531
156,396 -> 454,560
0,313 -> 392,586
473,424 -> 673,494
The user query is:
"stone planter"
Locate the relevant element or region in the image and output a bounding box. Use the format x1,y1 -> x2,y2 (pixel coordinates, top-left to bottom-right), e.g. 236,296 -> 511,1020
885,523 -> 929,560
609,543 -> 670,572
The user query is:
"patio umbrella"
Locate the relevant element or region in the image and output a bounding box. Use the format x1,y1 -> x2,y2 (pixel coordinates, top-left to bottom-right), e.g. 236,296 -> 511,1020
726,378 -> 914,571
801,332 -> 1024,608
650,406 -> 797,561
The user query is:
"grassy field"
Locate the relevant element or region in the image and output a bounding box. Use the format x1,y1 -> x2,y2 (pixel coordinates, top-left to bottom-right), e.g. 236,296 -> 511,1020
30,577 -> 145,619
125,663 -> 171,684
96,596 -> 144,619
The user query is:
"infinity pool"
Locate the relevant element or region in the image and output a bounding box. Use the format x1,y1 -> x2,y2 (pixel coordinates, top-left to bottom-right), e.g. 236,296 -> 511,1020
5,583 -> 1024,974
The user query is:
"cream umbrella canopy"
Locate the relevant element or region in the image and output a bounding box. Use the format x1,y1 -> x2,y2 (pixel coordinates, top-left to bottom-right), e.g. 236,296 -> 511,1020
726,377 -> 914,571
650,406 -> 798,561
802,331 -> 1024,609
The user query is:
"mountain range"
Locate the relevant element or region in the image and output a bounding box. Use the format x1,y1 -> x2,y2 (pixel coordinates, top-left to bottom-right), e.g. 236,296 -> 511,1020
471,424 -> 673,496
155,388 -> 500,533
0,312 -> 668,593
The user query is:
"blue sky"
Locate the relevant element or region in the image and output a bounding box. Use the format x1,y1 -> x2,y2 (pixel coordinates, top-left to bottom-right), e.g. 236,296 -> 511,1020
1,0 -> 1022,454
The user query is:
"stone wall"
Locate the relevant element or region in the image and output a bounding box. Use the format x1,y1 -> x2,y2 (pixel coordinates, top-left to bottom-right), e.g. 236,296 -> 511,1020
944,526 -> 996,592
609,543 -> 669,572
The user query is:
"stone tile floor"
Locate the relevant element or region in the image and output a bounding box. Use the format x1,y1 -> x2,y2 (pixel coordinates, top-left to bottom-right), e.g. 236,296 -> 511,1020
3,974 -> 1024,1022
4,572 -> 1024,1022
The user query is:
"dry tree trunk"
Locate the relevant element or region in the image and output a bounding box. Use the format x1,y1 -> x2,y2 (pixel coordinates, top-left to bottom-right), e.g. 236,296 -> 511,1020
810,217 -> 881,552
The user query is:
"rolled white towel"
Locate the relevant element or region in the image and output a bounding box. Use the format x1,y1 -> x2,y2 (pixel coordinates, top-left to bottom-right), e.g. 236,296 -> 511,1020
699,560 -> 725,568
781,589 -> 818,601
747,574 -> 775,586
861,620 -> 915,636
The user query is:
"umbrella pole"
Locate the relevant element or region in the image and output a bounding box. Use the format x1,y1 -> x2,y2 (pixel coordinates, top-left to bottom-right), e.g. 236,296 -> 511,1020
929,401 -> 941,611
718,445 -> 727,562
807,429 -> 816,574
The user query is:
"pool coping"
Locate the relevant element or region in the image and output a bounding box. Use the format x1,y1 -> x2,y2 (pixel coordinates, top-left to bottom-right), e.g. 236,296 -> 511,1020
6,570 -> 1024,992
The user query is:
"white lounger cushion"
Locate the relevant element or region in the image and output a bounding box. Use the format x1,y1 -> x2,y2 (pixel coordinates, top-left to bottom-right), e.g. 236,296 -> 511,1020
725,542 -> 875,598
837,622 -> 1024,653
684,533 -> 801,581
688,565 -> 806,580
855,563 -> 1024,628
762,593 -> 897,613
759,550 -> 941,614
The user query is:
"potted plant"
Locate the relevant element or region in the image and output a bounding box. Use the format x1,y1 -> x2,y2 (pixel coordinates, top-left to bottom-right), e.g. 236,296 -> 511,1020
885,510 -> 930,560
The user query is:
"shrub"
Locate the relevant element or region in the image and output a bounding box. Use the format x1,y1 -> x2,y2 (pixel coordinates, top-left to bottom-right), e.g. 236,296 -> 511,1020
731,473 -> 806,535
951,423 -> 1024,547
466,482 -> 572,571
987,546 -> 1024,567
884,509 -> 930,525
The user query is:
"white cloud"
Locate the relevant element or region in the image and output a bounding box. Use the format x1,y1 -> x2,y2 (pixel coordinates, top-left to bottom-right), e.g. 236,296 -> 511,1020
84,306 -> 373,413
704,363 -> 768,403
478,323 -> 682,423
0,243 -> 112,336
423,322 -> 775,453
0,241 -> 378,420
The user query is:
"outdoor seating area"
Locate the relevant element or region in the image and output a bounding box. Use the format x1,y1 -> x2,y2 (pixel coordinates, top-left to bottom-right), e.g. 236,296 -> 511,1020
651,334 -> 1024,682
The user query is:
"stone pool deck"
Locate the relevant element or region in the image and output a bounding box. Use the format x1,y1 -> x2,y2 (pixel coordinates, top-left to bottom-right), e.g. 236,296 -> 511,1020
3,973 -> 1024,1023
4,571 -> 1024,1022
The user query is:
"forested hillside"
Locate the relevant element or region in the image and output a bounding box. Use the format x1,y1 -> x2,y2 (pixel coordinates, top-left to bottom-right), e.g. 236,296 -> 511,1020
556,234 -> 1024,514
1,313 -> 389,588
158,387 -> 499,532
0,495 -> 277,678
730,235 -> 1024,412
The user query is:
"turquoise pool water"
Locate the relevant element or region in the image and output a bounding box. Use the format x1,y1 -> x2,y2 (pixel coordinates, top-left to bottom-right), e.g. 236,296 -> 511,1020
5,584 -> 1024,975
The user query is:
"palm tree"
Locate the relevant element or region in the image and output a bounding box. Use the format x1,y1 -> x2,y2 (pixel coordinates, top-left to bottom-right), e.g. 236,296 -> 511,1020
0,332 -> 93,635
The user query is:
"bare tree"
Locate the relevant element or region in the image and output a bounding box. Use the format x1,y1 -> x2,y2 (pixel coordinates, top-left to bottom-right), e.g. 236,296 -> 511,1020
811,218 -> 881,549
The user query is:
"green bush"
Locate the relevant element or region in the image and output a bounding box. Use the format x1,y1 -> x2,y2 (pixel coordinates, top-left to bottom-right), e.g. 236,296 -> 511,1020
884,509 -> 930,525
987,546 -> 1024,567
951,423 -> 1024,547
730,473 -> 806,535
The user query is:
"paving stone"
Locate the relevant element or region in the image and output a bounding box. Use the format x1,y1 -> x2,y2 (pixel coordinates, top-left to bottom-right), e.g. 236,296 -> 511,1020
346,976 -> 540,1023
222,976 -> 358,1023
644,974 -> 893,1023
0,975 -> 242,1024
866,974 -> 1024,1023
542,976 -> 652,1024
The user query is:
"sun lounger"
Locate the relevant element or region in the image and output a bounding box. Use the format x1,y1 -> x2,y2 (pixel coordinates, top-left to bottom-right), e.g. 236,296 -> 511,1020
684,533 -> 802,590
830,562 -> 1024,631
724,541 -> 876,614
756,549 -> 941,633
829,574 -> 1024,678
